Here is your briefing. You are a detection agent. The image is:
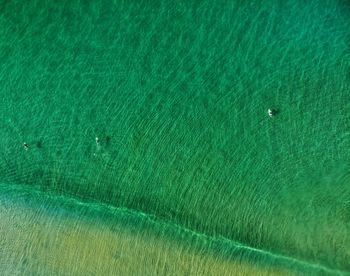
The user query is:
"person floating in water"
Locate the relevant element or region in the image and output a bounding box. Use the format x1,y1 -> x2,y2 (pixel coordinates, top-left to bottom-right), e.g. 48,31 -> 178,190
93,137 -> 101,157
268,108 -> 277,117
23,142 -> 29,150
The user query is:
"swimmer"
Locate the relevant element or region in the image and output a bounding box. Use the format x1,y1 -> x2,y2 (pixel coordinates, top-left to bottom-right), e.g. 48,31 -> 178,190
268,108 -> 276,117
94,137 -> 101,156
23,142 -> 29,150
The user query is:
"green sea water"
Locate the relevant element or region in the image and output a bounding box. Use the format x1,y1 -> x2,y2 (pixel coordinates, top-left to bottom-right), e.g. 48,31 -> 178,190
0,0 -> 350,274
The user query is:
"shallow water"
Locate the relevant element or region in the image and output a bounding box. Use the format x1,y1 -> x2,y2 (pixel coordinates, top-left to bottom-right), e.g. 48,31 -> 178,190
0,183 -> 340,275
0,0 -> 349,274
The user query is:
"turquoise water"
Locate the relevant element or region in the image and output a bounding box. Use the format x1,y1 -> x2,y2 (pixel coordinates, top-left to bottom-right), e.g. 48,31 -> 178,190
0,0 -> 350,274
